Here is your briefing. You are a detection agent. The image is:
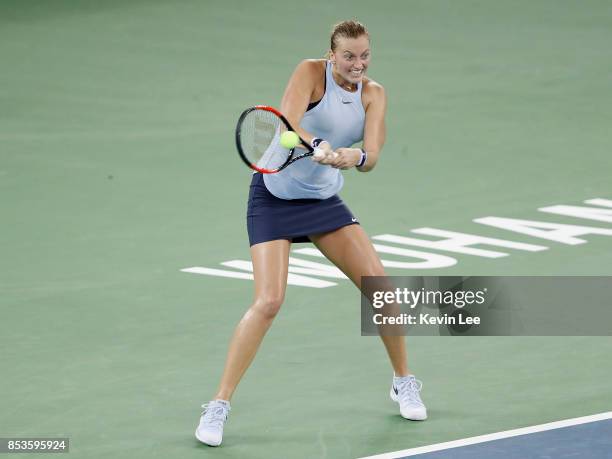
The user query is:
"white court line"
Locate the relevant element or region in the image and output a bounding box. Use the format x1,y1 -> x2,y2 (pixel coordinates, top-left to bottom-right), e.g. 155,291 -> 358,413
357,411 -> 612,459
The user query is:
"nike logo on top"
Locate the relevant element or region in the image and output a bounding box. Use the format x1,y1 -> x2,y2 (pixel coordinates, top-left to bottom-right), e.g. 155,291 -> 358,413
341,99 -> 352,104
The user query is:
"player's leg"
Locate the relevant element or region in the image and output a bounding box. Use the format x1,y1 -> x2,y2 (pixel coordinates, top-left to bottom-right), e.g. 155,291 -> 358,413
309,224 -> 427,420
214,239 -> 291,401
196,239 -> 290,446
309,224 -> 409,375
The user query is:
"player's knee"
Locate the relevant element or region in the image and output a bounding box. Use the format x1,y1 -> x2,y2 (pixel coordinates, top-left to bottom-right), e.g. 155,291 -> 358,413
252,294 -> 284,320
365,261 -> 386,278
357,264 -> 387,291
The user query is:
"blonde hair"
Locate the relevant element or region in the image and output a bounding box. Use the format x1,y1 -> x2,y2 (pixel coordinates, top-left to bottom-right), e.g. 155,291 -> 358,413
325,20 -> 369,59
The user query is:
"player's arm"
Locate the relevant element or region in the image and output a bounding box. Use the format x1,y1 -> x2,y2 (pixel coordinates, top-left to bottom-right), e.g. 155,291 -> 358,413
280,60 -> 331,154
358,82 -> 386,172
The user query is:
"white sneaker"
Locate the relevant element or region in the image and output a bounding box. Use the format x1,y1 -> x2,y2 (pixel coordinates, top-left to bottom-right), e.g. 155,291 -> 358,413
195,400 -> 231,446
390,375 -> 427,420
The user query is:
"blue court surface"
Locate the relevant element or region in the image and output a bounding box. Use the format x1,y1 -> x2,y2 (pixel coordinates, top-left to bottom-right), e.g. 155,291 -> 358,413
360,412 -> 612,459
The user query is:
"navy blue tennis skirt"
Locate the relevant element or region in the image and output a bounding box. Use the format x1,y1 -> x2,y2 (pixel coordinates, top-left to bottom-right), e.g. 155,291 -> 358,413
247,173 -> 358,246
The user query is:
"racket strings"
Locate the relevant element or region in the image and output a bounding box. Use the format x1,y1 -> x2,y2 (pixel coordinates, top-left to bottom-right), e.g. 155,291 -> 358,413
240,109 -> 290,171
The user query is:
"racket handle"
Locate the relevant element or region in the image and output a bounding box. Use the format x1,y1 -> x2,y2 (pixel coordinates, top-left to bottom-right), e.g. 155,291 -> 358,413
312,148 -> 338,162
313,148 -> 326,160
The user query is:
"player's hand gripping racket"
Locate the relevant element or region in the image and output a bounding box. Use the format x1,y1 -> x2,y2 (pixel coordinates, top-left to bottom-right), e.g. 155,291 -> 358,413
235,105 -> 329,174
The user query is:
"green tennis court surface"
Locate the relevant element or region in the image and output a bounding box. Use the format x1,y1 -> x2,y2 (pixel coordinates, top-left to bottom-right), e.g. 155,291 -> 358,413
1,1 -> 611,458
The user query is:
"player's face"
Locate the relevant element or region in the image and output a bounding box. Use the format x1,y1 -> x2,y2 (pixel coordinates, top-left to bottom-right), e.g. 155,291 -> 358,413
331,35 -> 371,85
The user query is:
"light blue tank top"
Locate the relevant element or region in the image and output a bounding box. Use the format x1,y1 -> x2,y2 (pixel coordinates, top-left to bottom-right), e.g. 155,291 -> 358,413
264,60 -> 366,200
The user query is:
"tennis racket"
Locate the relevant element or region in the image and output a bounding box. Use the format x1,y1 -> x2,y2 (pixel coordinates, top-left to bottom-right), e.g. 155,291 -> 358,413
235,105 -> 326,174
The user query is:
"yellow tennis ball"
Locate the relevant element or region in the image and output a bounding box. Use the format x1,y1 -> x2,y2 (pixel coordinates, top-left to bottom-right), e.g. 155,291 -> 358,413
280,131 -> 299,149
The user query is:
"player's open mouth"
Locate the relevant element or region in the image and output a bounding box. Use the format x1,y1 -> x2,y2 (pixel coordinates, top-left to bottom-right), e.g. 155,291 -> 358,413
350,69 -> 363,76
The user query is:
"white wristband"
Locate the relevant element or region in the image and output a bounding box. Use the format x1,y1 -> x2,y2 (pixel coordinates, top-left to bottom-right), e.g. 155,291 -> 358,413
356,149 -> 367,168
311,138 -> 326,148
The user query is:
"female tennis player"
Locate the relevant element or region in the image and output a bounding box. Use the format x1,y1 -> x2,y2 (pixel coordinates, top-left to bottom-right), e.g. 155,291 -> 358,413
196,20 -> 427,446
